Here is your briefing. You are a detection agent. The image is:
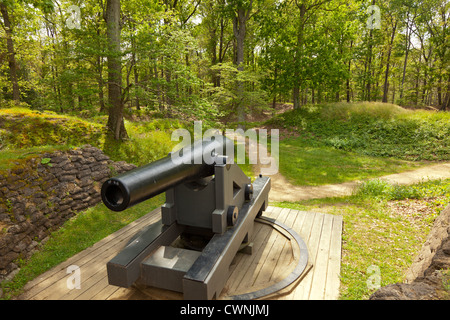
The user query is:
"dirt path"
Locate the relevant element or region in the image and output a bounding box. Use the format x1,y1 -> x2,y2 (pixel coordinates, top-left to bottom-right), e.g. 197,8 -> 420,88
227,131 -> 450,202
264,162 -> 450,202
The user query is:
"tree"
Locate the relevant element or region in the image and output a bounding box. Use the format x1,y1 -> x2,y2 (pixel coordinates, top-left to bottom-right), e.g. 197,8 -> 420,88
104,0 -> 127,140
0,0 -> 447,117
0,1 -> 19,103
228,0 -> 255,124
291,0 -> 334,109
382,2 -> 399,103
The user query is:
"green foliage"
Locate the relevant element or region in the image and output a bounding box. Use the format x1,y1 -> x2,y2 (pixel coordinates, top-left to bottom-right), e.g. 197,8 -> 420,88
40,158 -> 52,167
278,136 -> 419,186
269,102 -> 450,161
354,178 -> 450,203
103,119 -> 187,166
206,62 -> 269,121
0,107 -> 104,150
0,0 -> 448,117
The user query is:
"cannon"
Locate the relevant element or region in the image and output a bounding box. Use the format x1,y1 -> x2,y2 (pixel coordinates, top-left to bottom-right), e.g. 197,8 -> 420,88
101,135 -> 271,299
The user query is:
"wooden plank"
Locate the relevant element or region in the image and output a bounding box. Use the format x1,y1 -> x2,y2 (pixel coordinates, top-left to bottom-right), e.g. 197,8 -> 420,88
223,209 -> 300,298
21,208 -> 162,300
29,219 -> 155,300
90,282 -> 121,300
275,210 -> 315,300
262,206 -> 282,220
226,218 -> 278,293
23,209 -> 159,292
270,210 -> 306,287
223,222 -> 267,294
250,208 -> 294,281
263,209 -> 303,285
278,210 -> 306,266
242,208 -> 291,288
324,215 -> 343,300
28,209 -> 158,291
105,286 -> 136,300
223,207 -> 285,296
308,213 -> 334,299
290,211 -> 321,300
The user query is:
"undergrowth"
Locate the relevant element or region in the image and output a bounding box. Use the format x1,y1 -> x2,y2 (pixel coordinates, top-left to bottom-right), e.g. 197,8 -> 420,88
353,178 -> 450,215
268,102 -> 450,161
103,119 -> 190,166
0,108 -> 103,150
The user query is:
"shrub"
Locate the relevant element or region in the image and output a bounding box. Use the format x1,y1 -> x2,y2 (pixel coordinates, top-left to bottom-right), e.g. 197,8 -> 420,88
354,179 -> 450,201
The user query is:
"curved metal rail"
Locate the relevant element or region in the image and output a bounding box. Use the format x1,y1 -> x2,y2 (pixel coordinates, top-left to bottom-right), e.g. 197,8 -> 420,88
229,216 -> 310,300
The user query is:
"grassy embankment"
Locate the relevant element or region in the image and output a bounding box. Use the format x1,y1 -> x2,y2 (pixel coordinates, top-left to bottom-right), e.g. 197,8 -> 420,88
266,102 -> 449,186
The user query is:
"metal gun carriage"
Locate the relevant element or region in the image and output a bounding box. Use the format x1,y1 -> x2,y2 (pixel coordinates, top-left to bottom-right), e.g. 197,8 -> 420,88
101,135 -> 271,299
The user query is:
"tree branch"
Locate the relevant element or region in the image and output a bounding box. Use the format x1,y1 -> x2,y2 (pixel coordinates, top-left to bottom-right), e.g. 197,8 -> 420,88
182,0 -> 201,25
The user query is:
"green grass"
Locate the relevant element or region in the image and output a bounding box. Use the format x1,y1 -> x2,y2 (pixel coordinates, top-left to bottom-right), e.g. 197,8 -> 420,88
0,107 -> 104,151
279,137 -> 422,186
263,102 -> 449,186
268,102 -> 450,161
103,119 -> 191,166
273,178 -> 450,300
0,194 -> 165,299
0,145 -> 72,170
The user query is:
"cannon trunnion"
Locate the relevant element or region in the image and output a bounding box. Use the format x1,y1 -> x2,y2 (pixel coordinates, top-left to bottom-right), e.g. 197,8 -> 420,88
101,136 -> 271,299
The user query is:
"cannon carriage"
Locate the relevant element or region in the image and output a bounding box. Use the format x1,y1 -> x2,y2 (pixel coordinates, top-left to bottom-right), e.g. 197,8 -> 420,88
101,135 -> 271,299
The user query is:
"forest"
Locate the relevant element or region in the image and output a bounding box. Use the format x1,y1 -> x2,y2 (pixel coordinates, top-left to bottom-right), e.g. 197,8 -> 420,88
1,0 -> 450,301
0,0 -> 448,140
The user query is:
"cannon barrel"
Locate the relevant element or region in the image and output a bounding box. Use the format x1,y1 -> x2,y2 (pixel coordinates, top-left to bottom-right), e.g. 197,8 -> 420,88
101,135 -> 233,212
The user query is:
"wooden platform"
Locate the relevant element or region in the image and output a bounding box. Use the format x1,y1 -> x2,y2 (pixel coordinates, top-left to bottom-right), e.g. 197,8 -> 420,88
19,206 -> 343,300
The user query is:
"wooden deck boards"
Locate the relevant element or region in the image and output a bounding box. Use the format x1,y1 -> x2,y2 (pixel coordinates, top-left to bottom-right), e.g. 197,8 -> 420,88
19,206 -> 342,300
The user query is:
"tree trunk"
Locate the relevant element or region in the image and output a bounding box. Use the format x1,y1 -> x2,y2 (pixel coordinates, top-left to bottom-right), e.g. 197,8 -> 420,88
441,75 -> 450,111
210,24 -> 218,87
366,0 -> 376,102
383,20 -> 397,103
272,65 -> 278,110
400,11 -> 411,101
347,41 -> 353,103
105,0 -> 127,140
154,62 -> 162,111
366,30 -> 373,102
233,2 -> 252,124
0,4 -> 20,103
437,74 -> 442,107
293,3 -> 306,110
98,55 -> 106,112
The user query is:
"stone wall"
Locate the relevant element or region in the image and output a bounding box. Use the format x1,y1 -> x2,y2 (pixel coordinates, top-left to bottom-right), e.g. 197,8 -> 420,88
370,204 -> 450,300
0,146 -> 135,281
